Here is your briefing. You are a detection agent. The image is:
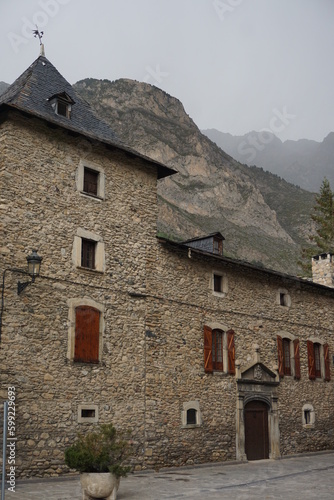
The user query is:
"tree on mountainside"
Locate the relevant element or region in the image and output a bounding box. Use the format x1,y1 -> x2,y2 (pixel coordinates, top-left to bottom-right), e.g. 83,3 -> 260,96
300,178 -> 334,274
310,178 -> 334,251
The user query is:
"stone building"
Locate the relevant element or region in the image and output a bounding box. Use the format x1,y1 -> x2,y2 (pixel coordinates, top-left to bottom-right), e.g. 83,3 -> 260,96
0,51 -> 333,477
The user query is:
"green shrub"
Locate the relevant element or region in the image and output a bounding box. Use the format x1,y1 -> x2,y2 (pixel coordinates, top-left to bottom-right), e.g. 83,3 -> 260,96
64,423 -> 131,477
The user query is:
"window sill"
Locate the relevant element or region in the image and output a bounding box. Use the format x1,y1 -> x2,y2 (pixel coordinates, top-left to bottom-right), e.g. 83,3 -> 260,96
80,191 -> 104,201
76,266 -> 104,275
181,424 -> 201,429
68,360 -> 102,366
212,291 -> 226,298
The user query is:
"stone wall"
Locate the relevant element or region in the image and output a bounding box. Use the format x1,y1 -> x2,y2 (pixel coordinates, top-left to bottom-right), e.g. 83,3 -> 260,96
1,111 -> 334,477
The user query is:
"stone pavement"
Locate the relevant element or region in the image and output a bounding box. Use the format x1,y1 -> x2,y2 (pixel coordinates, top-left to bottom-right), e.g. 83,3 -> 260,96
3,450 -> 334,499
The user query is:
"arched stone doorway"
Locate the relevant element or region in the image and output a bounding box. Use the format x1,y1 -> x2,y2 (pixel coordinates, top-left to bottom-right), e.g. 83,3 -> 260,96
235,356 -> 280,461
244,400 -> 269,460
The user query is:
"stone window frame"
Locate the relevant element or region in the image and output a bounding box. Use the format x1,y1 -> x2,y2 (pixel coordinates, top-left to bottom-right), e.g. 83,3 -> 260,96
276,331 -> 298,378
181,401 -> 202,428
211,270 -> 228,297
78,404 -> 99,423
67,298 -> 105,363
302,403 -> 315,428
276,288 -> 291,307
72,228 -> 105,273
77,160 -> 105,200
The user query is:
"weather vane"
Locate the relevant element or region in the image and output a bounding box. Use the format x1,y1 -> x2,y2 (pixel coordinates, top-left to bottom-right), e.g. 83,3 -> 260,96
32,26 -> 44,45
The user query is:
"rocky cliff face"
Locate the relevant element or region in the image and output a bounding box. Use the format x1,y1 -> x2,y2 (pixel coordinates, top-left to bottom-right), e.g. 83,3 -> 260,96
72,79 -> 314,274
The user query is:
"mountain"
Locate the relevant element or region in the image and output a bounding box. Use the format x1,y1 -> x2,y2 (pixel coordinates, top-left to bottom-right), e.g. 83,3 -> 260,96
202,129 -> 334,192
73,78 -> 315,275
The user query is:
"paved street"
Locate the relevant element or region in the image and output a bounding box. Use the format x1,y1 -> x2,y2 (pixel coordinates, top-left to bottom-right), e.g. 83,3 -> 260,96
3,451 -> 334,499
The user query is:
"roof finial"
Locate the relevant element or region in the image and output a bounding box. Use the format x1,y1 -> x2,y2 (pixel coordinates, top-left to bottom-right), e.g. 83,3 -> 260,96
32,26 -> 45,56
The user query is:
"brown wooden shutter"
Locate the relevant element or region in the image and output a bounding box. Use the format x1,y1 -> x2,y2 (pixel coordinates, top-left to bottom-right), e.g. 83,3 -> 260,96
307,340 -> 316,380
277,336 -> 284,377
324,343 -> 331,381
227,330 -> 235,375
74,306 -> 100,363
204,325 -> 213,373
294,339 -> 301,380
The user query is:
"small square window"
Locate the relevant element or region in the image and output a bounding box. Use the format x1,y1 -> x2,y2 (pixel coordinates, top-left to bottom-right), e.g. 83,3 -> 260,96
280,293 -> 286,306
57,100 -> 69,117
83,168 -> 99,196
77,404 -> 99,423
82,409 -> 95,418
304,410 -> 311,424
81,239 -> 96,269
186,409 -> 197,425
214,274 -> 222,293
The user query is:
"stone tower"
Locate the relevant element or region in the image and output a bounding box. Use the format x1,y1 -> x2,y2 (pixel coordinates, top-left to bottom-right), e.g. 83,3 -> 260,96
312,253 -> 334,288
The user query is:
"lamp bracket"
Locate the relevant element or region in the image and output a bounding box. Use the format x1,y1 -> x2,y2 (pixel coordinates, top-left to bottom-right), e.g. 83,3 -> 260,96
17,281 -> 31,295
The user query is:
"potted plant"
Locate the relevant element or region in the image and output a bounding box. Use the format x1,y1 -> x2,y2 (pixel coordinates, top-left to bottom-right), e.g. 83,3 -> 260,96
65,423 -> 131,500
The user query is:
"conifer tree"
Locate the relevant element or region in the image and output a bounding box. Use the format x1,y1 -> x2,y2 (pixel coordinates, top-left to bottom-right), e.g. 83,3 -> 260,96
300,178 -> 334,274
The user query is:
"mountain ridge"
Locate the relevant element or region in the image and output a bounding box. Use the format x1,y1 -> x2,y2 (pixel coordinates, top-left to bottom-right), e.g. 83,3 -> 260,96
202,128 -> 334,192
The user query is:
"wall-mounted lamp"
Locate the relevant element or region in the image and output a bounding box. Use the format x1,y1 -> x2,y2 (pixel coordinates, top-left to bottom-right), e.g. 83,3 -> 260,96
17,249 -> 43,294
0,250 -> 43,342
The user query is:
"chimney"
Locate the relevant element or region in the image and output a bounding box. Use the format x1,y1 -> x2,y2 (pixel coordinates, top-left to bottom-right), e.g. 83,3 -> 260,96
312,253 -> 334,288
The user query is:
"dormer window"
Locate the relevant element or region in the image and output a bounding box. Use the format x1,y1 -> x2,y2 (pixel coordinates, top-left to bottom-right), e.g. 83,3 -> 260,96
48,92 -> 74,119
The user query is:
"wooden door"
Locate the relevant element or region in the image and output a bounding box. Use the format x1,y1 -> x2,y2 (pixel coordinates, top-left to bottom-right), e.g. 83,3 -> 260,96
244,400 -> 269,460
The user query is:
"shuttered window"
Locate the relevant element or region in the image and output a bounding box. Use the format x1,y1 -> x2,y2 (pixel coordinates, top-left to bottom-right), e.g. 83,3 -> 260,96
204,326 -> 235,374
307,340 -> 330,381
74,306 -> 100,363
204,325 -> 213,373
212,329 -> 223,370
227,330 -> 235,375
314,343 -> 321,378
283,339 -> 291,375
277,336 -> 299,378
294,339 -> 301,379
307,340 -> 316,380
324,343 -> 331,381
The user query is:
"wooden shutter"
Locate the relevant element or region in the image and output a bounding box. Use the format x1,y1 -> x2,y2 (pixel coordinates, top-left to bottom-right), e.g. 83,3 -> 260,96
277,336 -> 284,377
74,306 -> 100,363
307,340 -> 316,380
324,343 -> 331,381
294,339 -> 301,380
227,330 -> 235,375
204,325 -> 213,373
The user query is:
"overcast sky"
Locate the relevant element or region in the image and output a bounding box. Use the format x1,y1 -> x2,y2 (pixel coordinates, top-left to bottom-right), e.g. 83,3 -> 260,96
1,0 -> 333,142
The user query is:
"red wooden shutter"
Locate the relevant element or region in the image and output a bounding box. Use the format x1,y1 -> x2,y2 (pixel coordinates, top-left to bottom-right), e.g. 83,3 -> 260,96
294,339 -> 301,380
307,340 -> 316,380
204,325 -> 213,373
227,330 -> 235,375
74,306 -> 100,363
324,343 -> 330,381
277,336 -> 284,377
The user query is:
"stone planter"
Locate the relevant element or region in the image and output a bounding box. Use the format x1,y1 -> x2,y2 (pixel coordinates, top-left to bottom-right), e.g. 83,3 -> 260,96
80,472 -> 120,500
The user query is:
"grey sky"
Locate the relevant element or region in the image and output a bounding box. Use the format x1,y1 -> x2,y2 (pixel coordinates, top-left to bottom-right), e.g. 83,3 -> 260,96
1,0 -> 333,142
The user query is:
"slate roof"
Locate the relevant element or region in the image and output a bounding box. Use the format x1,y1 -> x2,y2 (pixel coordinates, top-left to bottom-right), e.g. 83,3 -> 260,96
0,55 -> 175,179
